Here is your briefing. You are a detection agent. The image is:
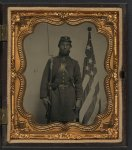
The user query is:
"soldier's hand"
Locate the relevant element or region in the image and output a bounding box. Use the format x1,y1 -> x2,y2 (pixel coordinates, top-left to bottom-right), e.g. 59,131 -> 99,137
41,97 -> 50,110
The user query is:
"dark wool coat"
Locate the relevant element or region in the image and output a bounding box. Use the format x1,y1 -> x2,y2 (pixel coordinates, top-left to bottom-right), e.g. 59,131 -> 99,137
40,55 -> 83,122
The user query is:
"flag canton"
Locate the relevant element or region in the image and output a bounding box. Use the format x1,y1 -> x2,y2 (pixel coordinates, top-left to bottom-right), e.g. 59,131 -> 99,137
84,56 -> 97,77
85,45 -> 96,64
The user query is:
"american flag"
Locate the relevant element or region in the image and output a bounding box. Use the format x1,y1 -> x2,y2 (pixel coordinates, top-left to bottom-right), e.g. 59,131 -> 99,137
79,27 -> 101,125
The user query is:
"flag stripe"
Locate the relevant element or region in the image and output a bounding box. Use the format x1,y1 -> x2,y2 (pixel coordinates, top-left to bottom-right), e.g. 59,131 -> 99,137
86,98 -> 101,125
79,74 -> 99,122
82,74 -> 90,90
82,76 -> 93,102
82,68 -> 97,103
82,82 -> 99,124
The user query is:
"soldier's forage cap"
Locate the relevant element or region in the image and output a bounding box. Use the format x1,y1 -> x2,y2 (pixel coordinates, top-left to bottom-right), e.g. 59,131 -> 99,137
59,36 -> 72,43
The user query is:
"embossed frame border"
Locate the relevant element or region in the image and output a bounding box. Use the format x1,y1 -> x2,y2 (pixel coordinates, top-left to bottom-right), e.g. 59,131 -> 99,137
7,7 -> 123,143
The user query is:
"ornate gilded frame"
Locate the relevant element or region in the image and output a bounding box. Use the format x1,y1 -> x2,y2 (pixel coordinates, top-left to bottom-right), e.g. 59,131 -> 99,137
7,7 -> 123,143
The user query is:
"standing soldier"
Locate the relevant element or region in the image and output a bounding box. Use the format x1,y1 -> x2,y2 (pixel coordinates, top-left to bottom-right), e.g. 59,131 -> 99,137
40,36 -> 83,123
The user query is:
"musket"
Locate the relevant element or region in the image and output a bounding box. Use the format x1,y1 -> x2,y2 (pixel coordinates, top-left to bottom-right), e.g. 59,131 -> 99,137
46,56 -> 53,123
46,23 -> 53,123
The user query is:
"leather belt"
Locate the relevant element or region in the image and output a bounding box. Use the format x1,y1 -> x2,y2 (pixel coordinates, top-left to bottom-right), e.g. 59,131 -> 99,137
58,84 -> 71,89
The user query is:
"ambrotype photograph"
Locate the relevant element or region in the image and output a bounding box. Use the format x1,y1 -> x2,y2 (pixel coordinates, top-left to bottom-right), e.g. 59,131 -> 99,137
23,23 -> 107,125
7,7 -> 123,143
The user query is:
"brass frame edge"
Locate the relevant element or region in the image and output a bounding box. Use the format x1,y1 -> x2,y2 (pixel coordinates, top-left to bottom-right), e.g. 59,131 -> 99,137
7,7 -> 123,143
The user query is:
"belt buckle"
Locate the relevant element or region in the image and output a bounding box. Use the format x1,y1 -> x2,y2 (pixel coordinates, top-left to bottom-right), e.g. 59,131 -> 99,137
59,84 -> 67,89
62,86 -> 65,89
62,85 -> 65,89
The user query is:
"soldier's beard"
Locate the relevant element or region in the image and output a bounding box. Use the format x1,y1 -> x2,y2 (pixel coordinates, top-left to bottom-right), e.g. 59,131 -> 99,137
59,49 -> 70,56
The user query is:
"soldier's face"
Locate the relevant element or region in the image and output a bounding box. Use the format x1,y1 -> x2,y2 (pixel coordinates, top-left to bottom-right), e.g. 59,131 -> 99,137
59,41 -> 71,56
